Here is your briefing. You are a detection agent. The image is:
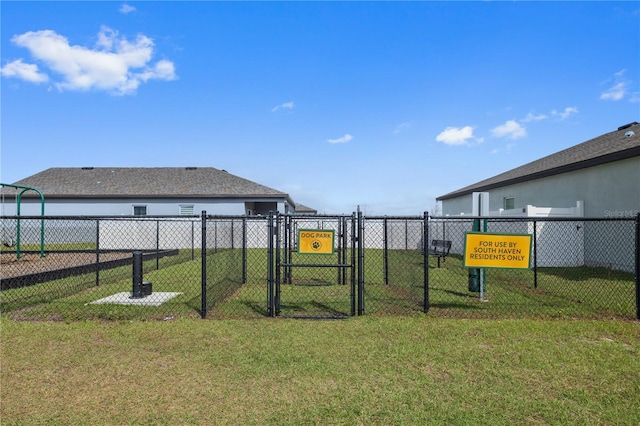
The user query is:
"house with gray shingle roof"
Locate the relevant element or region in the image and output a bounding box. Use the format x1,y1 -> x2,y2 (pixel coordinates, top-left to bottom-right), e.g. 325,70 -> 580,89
2,167 -> 314,216
437,122 -> 640,217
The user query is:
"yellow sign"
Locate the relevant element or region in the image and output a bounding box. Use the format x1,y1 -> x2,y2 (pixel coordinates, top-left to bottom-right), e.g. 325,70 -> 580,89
298,229 -> 335,255
464,232 -> 532,269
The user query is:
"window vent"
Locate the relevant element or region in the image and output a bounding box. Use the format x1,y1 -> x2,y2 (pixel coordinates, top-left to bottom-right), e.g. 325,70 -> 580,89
133,206 -> 147,216
179,205 -> 195,216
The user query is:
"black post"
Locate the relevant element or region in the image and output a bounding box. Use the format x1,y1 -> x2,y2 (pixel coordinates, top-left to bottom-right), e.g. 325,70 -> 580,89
200,211 -> 207,319
231,219 -> 235,249
95,219 -> 100,287
405,219 -> 408,250
191,220 -> 195,261
357,208 -> 365,316
635,213 -> 640,320
533,220 -> 538,289
336,218 -> 342,285
383,217 -> 389,285
275,213 -> 281,316
350,212 -> 357,316
132,250 -> 143,298
283,215 -> 290,285
156,220 -> 160,270
267,212 -> 274,317
423,212 -> 429,313
287,216 -> 294,284
342,216 -> 348,286
468,218 -> 482,292
242,217 -> 247,284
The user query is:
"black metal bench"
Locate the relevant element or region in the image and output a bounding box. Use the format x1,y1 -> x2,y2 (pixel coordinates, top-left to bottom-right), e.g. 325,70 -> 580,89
428,239 -> 452,267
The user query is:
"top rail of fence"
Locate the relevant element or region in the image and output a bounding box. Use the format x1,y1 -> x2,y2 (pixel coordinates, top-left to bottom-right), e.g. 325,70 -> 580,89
1,215 -> 201,221
428,215 -> 638,222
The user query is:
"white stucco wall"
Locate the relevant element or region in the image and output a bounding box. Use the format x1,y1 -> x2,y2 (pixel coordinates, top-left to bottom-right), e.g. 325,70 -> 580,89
3,197 -> 286,217
441,157 -> 640,218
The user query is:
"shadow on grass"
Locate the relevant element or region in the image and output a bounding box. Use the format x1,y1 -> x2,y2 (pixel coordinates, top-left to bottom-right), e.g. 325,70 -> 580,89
430,287 -> 470,298
430,302 -> 483,310
241,301 -> 268,316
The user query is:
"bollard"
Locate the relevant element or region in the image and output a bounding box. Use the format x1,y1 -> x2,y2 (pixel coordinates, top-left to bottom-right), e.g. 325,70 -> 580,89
131,251 -> 144,298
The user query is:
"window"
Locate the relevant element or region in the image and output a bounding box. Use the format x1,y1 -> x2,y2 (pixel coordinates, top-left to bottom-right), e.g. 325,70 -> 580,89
504,197 -> 515,210
133,205 -> 147,216
179,205 -> 195,216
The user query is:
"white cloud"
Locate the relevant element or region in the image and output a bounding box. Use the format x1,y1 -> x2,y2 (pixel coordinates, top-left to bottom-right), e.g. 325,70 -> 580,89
552,106 -> 579,120
327,134 -> 352,144
521,112 -> 548,122
600,69 -> 630,101
435,126 -> 474,145
271,101 -> 295,112
601,82 -> 626,101
393,122 -> 411,134
491,120 -> 527,139
3,27 -> 176,95
0,59 -> 48,83
119,4 -> 136,14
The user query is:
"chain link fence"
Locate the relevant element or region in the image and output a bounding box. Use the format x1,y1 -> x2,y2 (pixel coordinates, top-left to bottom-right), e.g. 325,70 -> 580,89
360,216 -> 427,316
1,216 -> 202,321
425,217 -> 638,319
1,213 -> 638,320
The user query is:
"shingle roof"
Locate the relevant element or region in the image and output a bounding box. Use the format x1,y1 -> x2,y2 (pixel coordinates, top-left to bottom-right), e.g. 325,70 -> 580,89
437,122 -> 640,201
294,203 -> 318,214
4,167 -> 291,201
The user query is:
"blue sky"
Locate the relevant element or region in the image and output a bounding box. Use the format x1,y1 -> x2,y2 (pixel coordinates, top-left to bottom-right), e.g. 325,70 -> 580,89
1,1 -> 639,215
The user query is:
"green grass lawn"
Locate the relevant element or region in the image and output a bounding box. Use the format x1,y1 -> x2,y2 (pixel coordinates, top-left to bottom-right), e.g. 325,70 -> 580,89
1,248 -> 637,321
1,317 -> 638,425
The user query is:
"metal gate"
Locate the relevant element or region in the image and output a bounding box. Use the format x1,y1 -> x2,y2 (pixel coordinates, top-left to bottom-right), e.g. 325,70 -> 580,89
267,213 -> 360,318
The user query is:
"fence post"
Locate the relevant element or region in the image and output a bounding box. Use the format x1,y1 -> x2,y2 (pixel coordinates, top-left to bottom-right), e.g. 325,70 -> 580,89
95,218 -> 100,287
357,207 -> 365,316
337,217 -> 342,285
242,217 -> 247,284
200,211 -> 207,319
267,211 -> 274,317
284,214 -> 291,284
275,212 -> 281,316
383,217 -> 389,285
96,219 -> 100,287
635,213 -> 640,320
231,218 -> 235,249
423,212 -> 429,313
533,220 -> 538,289
350,212 -> 357,316
342,216 -> 348,286
405,219 -> 408,250
155,219 -> 160,270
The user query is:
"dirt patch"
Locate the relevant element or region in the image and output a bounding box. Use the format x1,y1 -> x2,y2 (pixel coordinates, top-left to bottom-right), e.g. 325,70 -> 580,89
0,252 -> 131,279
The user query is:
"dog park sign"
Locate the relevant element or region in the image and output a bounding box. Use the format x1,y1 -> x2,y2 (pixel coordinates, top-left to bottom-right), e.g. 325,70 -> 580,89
298,229 -> 335,255
464,232 -> 533,269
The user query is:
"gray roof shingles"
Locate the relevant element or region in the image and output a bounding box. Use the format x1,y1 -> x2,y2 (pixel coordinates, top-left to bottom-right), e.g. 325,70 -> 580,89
5,167 -> 289,199
437,122 -> 640,200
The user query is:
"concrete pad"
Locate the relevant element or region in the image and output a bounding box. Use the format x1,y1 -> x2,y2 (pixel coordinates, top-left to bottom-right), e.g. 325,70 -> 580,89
89,292 -> 183,307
